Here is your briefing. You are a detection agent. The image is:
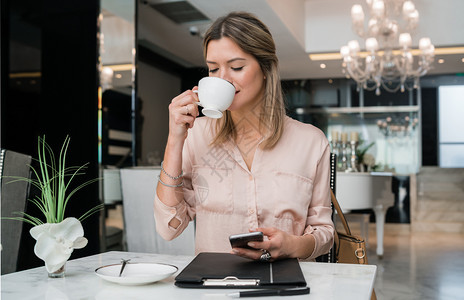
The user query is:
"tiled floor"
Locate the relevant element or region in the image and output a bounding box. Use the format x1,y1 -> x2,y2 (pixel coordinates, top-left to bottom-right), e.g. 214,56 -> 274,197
105,209 -> 464,299
364,224 -> 464,300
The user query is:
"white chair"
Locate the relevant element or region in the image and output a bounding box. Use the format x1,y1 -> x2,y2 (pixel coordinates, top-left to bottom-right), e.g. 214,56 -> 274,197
103,168 -> 123,205
120,167 -> 195,255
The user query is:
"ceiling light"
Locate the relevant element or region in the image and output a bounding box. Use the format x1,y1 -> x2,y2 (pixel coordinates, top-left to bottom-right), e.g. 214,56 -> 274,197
309,47 -> 464,61
295,108 -> 305,115
103,64 -> 132,71
309,53 -> 342,61
320,63 -> 327,69
9,72 -> 41,78
340,0 -> 434,95
438,59 -> 445,64
101,67 -> 114,92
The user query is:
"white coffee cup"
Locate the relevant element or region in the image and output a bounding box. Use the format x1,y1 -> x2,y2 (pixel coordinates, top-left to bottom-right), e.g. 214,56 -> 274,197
194,77 -> 236,118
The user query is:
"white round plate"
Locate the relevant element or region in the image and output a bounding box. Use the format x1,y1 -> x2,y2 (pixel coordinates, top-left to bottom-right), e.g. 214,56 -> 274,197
95,262 -> 178,285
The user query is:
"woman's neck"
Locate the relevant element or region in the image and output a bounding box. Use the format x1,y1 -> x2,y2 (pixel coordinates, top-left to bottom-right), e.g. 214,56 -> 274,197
230,107 -> 266,171
231,106 -> 262,140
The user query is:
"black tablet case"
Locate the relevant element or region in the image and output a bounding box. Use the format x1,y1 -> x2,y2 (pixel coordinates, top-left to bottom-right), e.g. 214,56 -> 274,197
174,252 -> 307,289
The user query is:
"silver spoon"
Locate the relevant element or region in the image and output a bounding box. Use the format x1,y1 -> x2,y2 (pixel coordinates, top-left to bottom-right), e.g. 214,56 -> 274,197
119,259 -> 131,277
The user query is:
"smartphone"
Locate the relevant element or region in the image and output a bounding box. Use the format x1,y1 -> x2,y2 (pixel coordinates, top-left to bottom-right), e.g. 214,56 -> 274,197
229,232 -> 264,249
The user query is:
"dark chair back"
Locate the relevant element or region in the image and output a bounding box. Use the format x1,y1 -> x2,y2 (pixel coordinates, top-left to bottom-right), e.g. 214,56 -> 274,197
316,153 -> 336,262
0,149 -> 32,274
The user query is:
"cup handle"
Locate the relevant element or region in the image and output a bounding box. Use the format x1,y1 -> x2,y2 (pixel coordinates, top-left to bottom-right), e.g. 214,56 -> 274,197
192,90 -> 203,107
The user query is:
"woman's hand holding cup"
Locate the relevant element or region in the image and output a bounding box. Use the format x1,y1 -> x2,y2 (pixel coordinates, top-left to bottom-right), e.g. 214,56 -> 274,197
168,88 -> 200,143
167,76 -> 236,144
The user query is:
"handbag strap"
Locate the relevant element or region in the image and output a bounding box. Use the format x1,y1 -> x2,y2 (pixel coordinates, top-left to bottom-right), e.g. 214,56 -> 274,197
330,190 -> 352,236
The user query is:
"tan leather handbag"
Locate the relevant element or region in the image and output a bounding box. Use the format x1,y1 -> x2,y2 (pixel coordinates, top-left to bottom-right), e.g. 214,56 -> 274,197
331,190 -> 377,300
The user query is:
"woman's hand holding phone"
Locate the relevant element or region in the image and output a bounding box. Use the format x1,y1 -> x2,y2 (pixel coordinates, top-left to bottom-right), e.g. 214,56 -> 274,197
230,227 -> 313,261
229,231 -> 264,249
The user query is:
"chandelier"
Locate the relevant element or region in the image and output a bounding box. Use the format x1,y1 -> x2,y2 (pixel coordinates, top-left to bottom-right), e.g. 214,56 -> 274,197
340,0 -> 435,95
377,115 -> 418,137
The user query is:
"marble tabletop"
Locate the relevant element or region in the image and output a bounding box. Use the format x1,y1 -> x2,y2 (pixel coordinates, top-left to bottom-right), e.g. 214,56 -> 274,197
1,251 -> 376,299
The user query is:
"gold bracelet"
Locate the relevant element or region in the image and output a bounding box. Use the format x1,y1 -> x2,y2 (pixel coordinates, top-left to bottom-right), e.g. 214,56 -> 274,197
157,175 -> 183,188
161,161 -> 183,180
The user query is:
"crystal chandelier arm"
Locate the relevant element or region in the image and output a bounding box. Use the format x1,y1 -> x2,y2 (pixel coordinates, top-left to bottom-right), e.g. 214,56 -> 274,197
341,41 -> 370,84
344,57 -> 369,83
403,1 -> 419,31
351,4 -> 365,37
405,39 -> 435,78
380,81 -> 402,94
409,55 -> 432,77
371,1 -> 385,18
364,80 -> 382,92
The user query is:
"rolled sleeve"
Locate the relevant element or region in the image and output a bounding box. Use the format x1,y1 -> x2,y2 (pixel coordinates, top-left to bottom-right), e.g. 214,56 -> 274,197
153,192 -> 192,241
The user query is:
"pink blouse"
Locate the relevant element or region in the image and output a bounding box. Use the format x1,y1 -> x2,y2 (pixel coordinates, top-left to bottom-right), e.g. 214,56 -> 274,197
154,116 -> 334,260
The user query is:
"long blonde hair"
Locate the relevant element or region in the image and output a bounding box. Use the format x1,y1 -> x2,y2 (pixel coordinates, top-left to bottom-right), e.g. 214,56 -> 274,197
203,11 -> 286,149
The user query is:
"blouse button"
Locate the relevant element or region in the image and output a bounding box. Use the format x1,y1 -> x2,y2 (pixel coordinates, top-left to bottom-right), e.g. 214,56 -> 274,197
248,175 -> 253,181
170,209 -> 176,214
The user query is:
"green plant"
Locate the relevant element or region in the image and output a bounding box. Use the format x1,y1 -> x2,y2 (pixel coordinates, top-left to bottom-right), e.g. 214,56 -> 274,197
4,136 -> 103,226
356,139 -> 375,165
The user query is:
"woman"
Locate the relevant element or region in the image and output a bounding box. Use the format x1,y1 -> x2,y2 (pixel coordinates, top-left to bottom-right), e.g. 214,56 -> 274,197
154,11 -> 334,261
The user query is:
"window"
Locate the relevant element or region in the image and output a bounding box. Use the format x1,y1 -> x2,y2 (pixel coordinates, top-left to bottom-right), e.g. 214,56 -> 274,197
438,86 -> 464,167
